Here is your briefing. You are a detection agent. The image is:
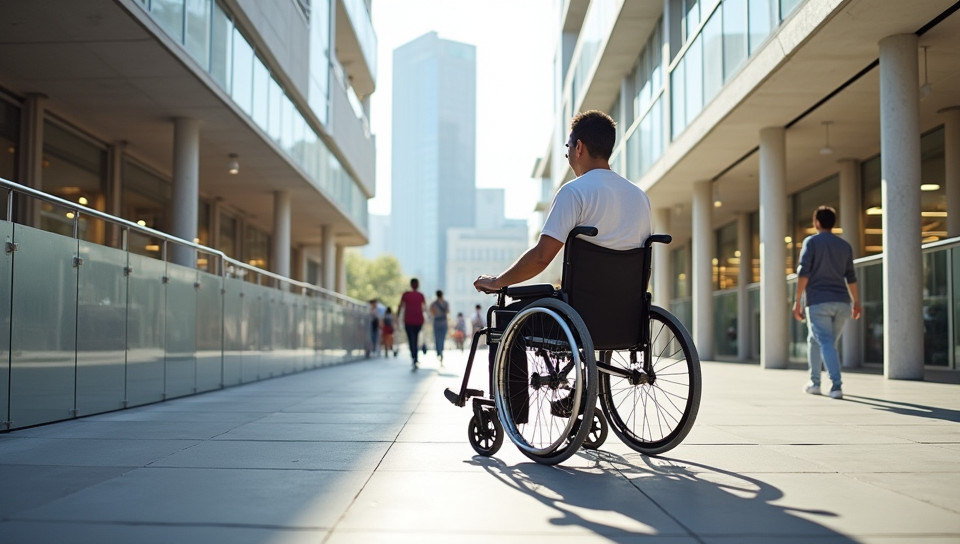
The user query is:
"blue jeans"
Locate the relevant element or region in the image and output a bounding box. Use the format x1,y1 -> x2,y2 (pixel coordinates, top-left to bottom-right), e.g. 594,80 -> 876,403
805,301 -> 851,389
434,323 -> 447,356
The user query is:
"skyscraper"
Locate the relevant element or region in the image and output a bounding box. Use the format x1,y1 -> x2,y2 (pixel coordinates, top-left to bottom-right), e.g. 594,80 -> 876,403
391,32 -> 476,294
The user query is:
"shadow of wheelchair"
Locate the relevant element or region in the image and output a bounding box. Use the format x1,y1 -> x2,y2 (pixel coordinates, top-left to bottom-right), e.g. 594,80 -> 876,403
466,449 -> 858,543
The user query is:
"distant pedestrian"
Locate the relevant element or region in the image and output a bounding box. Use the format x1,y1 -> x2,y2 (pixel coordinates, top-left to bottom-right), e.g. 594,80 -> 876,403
397,278 -> 427,369
793,206 -> 861,400
430,290 -> 450,364
471,304 -> 485,336
453,312 -> 467,351
367,299 -> 380,357
381,307 -> 396,357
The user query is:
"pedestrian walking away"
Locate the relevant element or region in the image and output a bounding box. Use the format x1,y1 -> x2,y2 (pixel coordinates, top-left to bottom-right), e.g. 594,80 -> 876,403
381,307 -> 396,357
793,205 -> 862,400
397,278 -> 427,369
453,312 -> 467,351
430,290 -> 450,364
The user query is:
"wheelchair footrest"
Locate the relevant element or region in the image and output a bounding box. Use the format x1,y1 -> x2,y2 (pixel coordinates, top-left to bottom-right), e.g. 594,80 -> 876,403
444,387 -> 484,407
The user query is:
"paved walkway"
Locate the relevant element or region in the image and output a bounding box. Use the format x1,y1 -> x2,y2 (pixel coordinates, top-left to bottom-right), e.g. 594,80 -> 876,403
0,348 -> 958,543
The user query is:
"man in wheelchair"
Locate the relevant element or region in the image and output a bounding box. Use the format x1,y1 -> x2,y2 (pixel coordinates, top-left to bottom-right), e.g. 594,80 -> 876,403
453,110 -> 699,465
474,109 -> 652,419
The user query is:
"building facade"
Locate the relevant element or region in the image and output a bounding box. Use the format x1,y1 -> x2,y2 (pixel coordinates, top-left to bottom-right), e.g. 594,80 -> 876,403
391,32 -> 477,295
535,0 -> 960,379
0,0 -> 377,291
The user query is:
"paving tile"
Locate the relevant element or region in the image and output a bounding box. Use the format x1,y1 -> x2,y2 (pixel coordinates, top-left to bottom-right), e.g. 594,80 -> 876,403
0,465 -> 129,518
152,439 -> 391,471
0,521 -> 327,544
0,437 -> 199,467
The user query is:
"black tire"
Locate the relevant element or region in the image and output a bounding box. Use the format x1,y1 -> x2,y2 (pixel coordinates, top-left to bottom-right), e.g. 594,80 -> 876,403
468,411 -> 503,456
580,408 -> 608,450
599,306 -> 701,456
492,298 -> 597,465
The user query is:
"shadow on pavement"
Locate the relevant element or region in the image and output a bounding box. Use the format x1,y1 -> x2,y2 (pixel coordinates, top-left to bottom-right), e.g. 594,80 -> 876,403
469,450 -> 858,543
843,395 -> 960,423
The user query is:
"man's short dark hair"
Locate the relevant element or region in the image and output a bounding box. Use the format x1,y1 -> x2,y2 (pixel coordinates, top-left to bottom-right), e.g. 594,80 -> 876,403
570,110 -> 616,160
814,206 -> 837,230
436,290 -> 443,297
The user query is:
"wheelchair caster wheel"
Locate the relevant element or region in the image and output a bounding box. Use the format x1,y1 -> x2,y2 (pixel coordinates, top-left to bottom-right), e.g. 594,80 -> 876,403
580,409 -> 608,450
468,413 -> 503,456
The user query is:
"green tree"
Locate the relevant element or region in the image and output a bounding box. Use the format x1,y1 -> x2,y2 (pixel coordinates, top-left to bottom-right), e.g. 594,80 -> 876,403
345,251 -> 408,307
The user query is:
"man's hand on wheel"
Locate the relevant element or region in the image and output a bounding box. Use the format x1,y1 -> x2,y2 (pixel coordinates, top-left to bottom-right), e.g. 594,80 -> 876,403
474,275 -> 499,293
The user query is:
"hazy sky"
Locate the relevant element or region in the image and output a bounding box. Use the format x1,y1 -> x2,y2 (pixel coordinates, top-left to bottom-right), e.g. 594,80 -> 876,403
368,0 -> 557,221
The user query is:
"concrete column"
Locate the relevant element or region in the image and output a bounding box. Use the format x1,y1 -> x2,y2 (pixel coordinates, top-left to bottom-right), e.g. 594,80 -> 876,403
652,207 -> 672,309
692,180 -> 714,360
336,245 -> 346,294
736,213 -> 752,361
272,190 -> 291,278
170,118 -> 200,267
321,224 -> 335,291
838,158 -> 863,369
759,126 -> 789,369
879,34 -> 924,380
17,93 -> 46,226
943,107 -> 960,238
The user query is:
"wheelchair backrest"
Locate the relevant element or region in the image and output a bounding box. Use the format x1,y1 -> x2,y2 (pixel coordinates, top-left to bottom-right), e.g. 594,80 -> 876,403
561,232 -> 653,350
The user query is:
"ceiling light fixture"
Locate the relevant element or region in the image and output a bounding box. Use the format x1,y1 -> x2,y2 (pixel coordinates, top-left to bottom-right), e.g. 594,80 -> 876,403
819,121 -> 834,155
228,153 -> 240,175
920,46 -> 932,100
712,181 -> 722,208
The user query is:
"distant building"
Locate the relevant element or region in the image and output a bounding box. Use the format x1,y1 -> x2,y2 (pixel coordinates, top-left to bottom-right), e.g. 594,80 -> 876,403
390,32 -> 476,295
360,213 -> 391,261
445,188 -> 528,318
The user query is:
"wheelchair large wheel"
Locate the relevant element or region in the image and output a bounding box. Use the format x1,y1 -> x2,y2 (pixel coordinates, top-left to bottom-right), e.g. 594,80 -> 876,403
492,298 -> 597,465
599,306 -> 701,456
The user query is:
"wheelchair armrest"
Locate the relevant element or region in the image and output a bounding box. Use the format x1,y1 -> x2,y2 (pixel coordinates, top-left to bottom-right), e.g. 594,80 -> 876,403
644,234 -> 672,247
505,284 -> 557,299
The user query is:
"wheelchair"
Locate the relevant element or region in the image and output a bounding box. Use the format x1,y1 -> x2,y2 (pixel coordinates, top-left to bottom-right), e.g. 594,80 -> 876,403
444,226 -> 702,465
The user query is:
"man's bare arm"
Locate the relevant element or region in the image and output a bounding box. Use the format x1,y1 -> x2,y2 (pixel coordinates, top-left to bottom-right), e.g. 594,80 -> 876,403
474,235 -> 564,292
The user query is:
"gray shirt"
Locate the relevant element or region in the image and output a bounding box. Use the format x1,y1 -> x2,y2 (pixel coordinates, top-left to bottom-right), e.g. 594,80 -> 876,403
796,232 -> 857,307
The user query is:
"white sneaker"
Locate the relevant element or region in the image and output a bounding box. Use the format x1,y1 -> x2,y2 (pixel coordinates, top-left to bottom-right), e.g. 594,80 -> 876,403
803,384 -> 821,395
829,388 -> 843,399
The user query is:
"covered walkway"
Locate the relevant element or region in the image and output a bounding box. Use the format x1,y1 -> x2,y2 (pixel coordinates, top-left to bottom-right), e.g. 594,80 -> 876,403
0,349 -> 958,543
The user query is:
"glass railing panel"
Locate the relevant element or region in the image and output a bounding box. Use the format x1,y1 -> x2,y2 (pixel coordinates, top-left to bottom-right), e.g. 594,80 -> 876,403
164,262 -> 198,399
76,241 -> 127,416
954,247 -> 960,368
713,290 -> 738,357
222,275 -> 244,386
126,252 -> 166,407
9,225 -> 78,428
669,298 -> 693,334
196,269 -> 223,392
923,250 -> 949,366
343,0 -> 378,78
787,276 -> 807,359
0,221 -> 10,427
859,260 -> 884,364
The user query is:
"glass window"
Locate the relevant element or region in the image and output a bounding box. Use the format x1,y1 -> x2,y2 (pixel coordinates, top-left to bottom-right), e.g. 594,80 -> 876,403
750,210 -> 760,283
252,56 -> 269,130
671,56 -> 686,139
151,0 -> 184,43
791,175 -> 839,271
0,100 -> 18,183
715,221 -> 738,290
243,223 -> 270,270
685,0 -> 701,41
281,94 -> 295,153
308,0 -> 331,125
714,291 -> 738,356
920,126 -> 946,243
702,7 -> 723,104
923,250 -> 949,366
684,34 -> 703,126
210,1 -> 232,91
780,0 -> 803,20
122,160 -> 170,258
671,244 -> 689,298
231,28 -> 254,115
723,0 -> 749,81
861,155 -> 881,254
268,77 -> 283,142
219,209 -> 237,258
749,0 -> 775,54
41,122 -> 107,243
185,0 -> 211,69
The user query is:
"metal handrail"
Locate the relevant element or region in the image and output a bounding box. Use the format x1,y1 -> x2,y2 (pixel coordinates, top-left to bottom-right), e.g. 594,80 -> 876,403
0,176 -> 361,306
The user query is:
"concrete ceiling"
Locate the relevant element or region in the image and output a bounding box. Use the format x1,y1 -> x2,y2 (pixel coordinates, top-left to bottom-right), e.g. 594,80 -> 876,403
0,0 -> 367,249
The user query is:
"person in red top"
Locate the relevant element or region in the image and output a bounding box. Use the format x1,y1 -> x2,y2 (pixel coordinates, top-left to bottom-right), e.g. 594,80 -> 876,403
397,278 -> 427,368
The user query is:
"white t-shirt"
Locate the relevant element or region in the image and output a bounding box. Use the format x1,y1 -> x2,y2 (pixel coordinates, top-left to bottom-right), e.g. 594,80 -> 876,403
540,168 -> 652,250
